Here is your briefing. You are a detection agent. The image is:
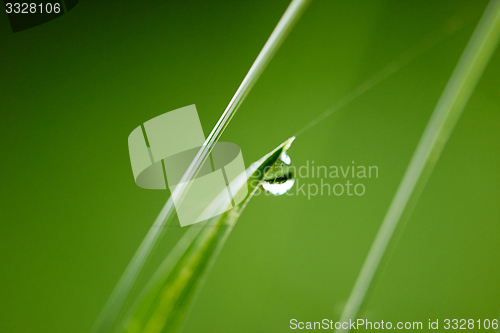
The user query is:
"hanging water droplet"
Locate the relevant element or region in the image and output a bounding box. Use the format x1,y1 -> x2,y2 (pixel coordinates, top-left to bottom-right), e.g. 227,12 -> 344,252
261,149 -> 295,196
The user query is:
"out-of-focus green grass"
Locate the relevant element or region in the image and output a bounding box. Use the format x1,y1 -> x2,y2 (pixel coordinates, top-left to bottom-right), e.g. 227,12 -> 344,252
0,1 -> 498,332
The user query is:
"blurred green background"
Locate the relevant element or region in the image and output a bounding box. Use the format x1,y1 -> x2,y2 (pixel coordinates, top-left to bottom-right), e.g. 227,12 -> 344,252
1,0 -> 499,332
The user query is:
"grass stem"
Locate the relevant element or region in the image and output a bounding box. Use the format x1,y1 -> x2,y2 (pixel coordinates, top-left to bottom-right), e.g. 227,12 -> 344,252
92,1 -> 310,332
337,0 -> 500,331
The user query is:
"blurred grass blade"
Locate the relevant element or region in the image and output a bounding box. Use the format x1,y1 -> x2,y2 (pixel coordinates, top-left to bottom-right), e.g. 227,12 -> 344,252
294,5 -> 472,137
338,0 -> 500,331
119,138 -> 295,333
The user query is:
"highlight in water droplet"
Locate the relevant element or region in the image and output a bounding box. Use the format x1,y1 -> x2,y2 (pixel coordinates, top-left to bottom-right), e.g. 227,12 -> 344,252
280,151 -> 291,165
262,178 -> 295,195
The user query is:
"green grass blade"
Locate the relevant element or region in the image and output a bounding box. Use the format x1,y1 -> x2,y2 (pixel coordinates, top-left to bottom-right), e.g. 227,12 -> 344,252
118,138 -> 295,333
92,2 -> 309,331
338,0 -> 500,330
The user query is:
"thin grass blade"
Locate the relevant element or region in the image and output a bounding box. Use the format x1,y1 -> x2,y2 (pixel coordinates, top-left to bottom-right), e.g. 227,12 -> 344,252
92,1 -> 310,331
338,1 -> 500,331
118,138 -> 295,333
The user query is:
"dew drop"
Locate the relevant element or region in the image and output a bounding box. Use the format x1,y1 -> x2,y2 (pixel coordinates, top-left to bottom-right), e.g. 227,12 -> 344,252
261,150 -> 295,196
